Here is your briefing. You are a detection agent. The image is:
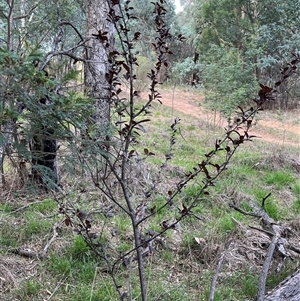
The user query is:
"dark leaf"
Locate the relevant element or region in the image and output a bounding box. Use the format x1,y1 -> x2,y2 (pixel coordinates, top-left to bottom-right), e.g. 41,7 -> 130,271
111,0 -> 119,5
64,218 -> 71,227
160,220 -> 169,229
134,32 -> 141,40
122,63 -> 130,72
291,59 -> 298,65
128,150 -> 135,158
149,206 -> 156,213
76,209 -> 86,219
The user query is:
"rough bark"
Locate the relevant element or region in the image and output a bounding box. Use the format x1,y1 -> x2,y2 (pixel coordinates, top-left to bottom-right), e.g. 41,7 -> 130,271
85,0 -> 114,127
264,270 -> 300,301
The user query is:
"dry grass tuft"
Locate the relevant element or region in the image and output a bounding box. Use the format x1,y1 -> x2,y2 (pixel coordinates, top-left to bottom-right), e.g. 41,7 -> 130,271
0,256 -> 30,294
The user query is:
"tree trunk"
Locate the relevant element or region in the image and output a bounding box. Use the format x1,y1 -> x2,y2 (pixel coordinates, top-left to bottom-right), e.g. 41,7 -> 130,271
85,0 -> 114,128
31,127 -> 57,187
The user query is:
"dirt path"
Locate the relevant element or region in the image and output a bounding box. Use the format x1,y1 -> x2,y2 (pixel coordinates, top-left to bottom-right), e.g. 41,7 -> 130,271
157,89 -> 300,148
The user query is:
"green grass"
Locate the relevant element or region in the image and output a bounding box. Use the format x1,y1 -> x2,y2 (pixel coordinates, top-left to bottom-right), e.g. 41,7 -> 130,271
0,203 -> 15,213
266,260 -> 296,290
293,197 -> 300,213
13,280 -> 42,300
265,170 -> 296,189
292,183 -> 300,196
1,90 -> 300,301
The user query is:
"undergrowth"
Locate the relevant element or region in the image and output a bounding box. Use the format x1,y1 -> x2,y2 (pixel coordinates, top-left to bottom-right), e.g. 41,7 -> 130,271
1,97 -> 299,300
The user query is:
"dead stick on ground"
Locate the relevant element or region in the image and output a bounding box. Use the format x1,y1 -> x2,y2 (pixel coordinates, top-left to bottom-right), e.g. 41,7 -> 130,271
11,222 -> 60,260
40,222 -> 60,258
256,226 -> 280,301
11,200 -> 47,213
208,239 -> 233,301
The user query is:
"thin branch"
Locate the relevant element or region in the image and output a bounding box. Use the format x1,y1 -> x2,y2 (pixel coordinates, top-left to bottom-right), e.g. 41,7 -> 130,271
13,4 -> 38,20
40,222 -> 60,258
40,39 -> 88,70
249,225 -> 274,237
46,276 -> 68,301
261,192 -> 271,210
208,239 -> 233,301
257,226 -> 280,301
11,200 -> 46,213
229,203 -> 261,218
59,21 -> 84,41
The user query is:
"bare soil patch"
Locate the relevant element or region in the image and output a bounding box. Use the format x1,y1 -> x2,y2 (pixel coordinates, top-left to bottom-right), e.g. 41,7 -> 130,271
155,88 -> 300,148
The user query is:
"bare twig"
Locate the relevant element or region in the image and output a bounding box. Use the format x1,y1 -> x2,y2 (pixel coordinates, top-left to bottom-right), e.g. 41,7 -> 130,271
229,203 -> 261,218
13,3 -> 38,20
249,225 -> 274,237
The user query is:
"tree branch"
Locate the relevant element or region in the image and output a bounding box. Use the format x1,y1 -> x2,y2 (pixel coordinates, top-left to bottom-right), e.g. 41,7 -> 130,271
13,4 -> 38,20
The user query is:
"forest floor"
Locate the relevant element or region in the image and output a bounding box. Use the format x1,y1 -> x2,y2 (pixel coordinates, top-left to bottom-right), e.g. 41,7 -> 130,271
156,88 -> 300,148
1,88 -> 300,301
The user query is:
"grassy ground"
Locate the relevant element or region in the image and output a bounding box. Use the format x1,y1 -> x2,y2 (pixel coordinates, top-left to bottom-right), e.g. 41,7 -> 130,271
0,94 -> 299,301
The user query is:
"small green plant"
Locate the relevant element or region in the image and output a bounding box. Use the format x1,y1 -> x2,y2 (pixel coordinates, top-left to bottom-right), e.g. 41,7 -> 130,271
49,255 -> 72,275
218,214 -> 235,232
114,213 -> 132,235
0,203 -> 14,213
35,199 -> 57,213
23,280 -> 42,296
68,236 -> 91,261
292,183 -> 300,196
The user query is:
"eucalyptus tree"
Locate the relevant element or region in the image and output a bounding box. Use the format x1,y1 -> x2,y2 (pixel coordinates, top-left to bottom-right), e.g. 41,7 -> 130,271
84,0 -> 114,128
184,0 -> 300,110
255,0 -> 300,107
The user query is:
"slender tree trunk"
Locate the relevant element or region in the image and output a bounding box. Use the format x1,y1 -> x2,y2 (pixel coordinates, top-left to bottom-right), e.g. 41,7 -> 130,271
85,0 -> 114,127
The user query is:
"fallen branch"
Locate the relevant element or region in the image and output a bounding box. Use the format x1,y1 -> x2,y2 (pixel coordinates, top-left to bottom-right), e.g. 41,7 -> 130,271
40,222 -> 60,258
230,200 -> 293,300
257,226 -> 280,301
264,269 -> 300,300
208,239 -> 232,301
11,200 -> 46,213
10,222 -> 60,260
